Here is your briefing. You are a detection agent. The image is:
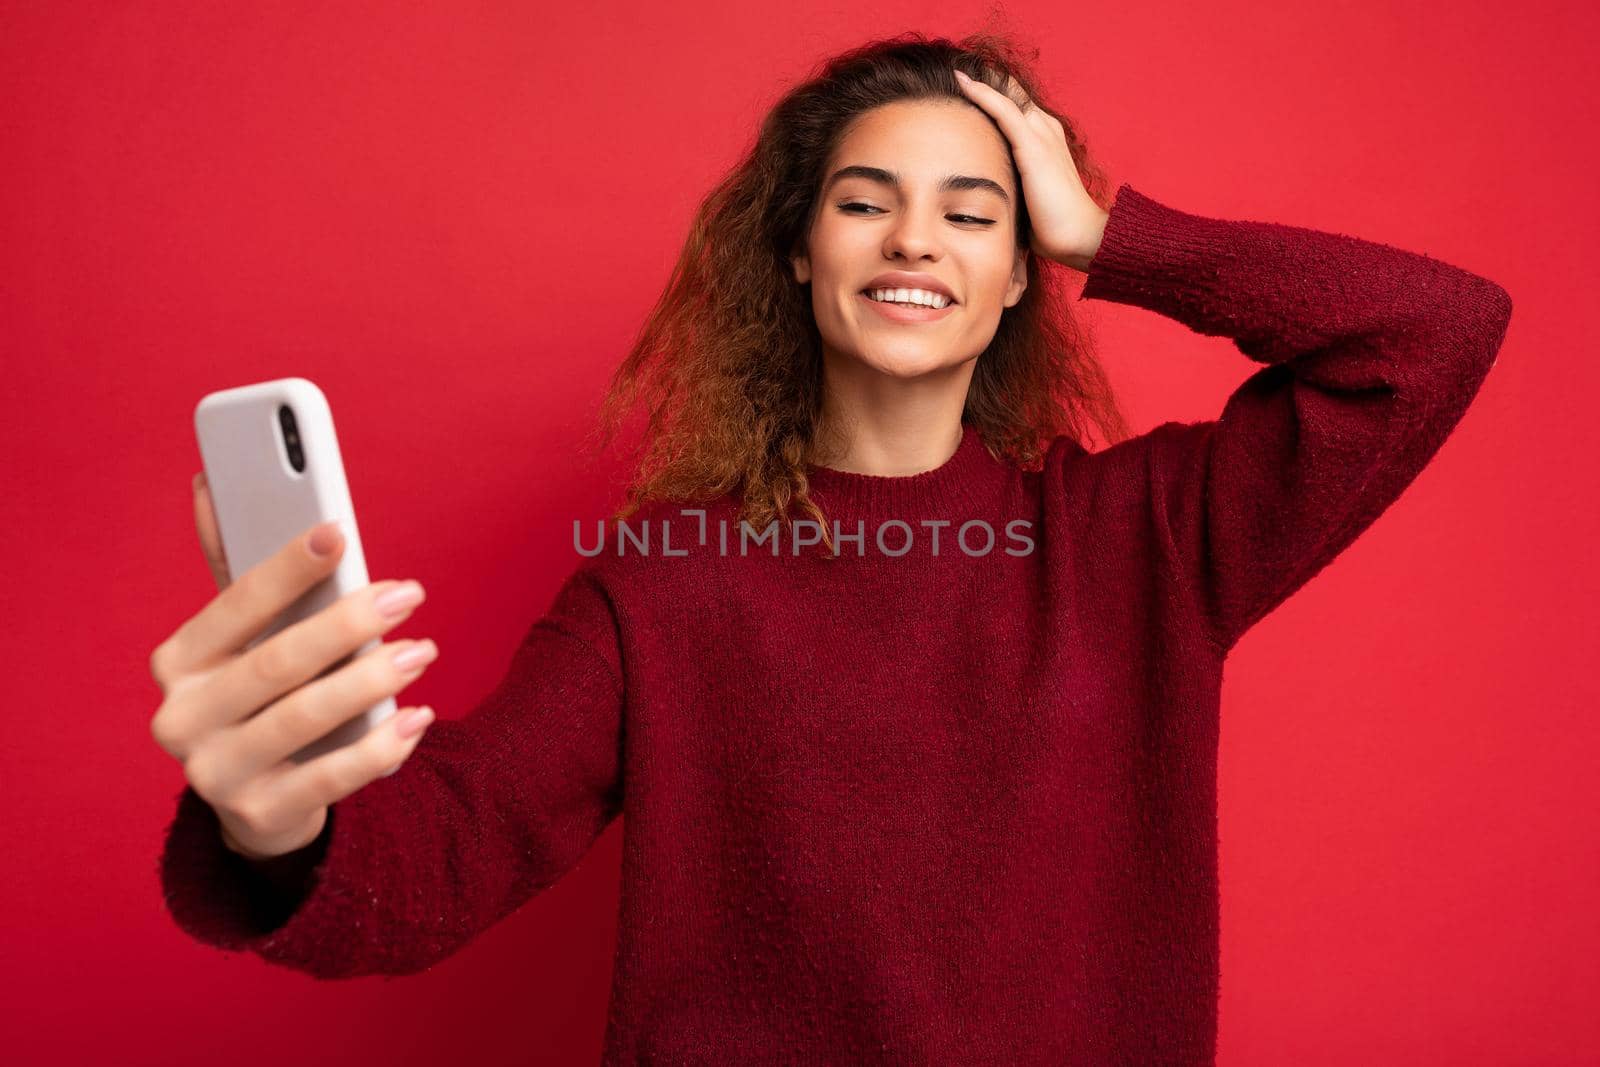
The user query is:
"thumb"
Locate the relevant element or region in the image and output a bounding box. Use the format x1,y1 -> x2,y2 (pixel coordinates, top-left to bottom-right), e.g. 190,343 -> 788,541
192,471 -> 232,591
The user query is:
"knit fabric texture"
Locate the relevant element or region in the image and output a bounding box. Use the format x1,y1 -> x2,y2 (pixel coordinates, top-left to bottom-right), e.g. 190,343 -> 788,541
158,184 -> 1512,1065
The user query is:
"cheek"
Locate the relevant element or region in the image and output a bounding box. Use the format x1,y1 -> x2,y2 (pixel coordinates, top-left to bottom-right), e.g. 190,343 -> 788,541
974,259 -> 1019,308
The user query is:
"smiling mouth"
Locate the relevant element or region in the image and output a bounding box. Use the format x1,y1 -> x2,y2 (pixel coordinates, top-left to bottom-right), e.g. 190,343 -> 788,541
857,291 -> 957,322
859,289 -> 957,309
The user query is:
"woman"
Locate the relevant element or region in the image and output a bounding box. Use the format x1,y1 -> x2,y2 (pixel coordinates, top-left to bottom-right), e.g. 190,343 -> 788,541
152,33 -> 1512,1065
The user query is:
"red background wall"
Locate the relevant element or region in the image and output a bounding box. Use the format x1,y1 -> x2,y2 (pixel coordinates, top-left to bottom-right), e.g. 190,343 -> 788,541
3,2 -> 1595,1064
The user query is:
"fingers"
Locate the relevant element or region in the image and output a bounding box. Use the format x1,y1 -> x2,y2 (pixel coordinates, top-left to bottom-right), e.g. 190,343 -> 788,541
257,704 -> 436,818
192,472 -> 232,591
955,67 -> 1034,114
211,698 -> 430,859
155,518 -> 346,683
175,578 -> 428,743
955,68 -> 1065,145
954,69 -> 1051,165
954,67 -> 1077,191
211,633 -> 438,784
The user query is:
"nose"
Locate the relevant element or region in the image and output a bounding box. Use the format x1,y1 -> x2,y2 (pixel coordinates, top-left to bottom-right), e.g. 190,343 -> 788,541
881,205 -> 945,263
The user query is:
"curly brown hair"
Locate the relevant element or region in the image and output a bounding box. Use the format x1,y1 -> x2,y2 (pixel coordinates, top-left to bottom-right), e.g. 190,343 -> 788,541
585,30 -> 1131,555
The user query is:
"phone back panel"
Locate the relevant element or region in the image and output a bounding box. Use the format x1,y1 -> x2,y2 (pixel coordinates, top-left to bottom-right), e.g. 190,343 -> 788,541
194,377 -> 398,768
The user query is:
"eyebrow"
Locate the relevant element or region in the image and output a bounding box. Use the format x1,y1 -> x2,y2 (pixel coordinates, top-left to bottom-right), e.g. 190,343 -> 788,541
823,164 -> 1011,206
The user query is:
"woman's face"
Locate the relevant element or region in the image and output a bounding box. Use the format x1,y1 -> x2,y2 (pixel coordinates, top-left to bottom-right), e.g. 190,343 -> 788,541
791,98 -> 1028,381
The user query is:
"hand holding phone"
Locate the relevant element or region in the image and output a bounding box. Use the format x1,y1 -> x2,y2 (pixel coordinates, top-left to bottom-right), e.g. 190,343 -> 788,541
148,377 -> 440,860
188,377 -> 401,758
149,482 -> 439,859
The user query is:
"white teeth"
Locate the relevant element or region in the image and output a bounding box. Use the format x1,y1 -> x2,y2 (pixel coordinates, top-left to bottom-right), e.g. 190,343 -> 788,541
865,287 -> 950,309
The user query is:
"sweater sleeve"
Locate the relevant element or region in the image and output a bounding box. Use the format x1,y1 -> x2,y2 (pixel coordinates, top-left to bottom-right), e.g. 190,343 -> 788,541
1080,184 -> 1513,656
156,564 -> 626,978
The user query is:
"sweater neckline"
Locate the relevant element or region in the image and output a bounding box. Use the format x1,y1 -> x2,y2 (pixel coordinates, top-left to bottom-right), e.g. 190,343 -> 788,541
802,422 -> 1008,520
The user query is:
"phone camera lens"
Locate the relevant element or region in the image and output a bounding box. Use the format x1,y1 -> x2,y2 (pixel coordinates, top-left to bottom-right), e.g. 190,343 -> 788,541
278,404 -> 306,474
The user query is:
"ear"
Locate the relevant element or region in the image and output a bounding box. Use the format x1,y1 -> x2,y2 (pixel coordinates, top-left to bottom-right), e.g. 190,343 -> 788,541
1003,247 -> 1028,307
790,247 -> 811,285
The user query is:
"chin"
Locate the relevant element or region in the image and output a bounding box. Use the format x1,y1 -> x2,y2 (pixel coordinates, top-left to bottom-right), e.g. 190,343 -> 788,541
856,347 -> 963,379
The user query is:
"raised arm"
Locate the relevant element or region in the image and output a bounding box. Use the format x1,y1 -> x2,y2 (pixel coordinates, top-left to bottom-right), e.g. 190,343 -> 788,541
1080,184 -> 1513,655
157,565 -> 625,978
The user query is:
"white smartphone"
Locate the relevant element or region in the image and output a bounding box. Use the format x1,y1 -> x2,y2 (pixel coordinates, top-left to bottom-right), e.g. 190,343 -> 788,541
194,376 -> 400,773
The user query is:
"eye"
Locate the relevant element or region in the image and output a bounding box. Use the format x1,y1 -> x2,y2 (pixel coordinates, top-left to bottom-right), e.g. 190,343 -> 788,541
838,202 -> 996,226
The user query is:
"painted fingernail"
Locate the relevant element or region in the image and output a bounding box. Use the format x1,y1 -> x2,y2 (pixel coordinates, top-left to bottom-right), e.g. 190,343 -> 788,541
395,706 -> 434,739
375,581 -> 424,619
390,640 -> 437,672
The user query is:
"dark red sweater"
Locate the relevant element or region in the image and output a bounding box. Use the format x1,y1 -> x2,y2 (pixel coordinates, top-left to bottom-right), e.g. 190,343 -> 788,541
158,184 -> 1512,1064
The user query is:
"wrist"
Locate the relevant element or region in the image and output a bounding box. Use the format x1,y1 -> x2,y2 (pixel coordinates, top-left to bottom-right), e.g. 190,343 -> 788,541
1064,208 -> 1110,272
